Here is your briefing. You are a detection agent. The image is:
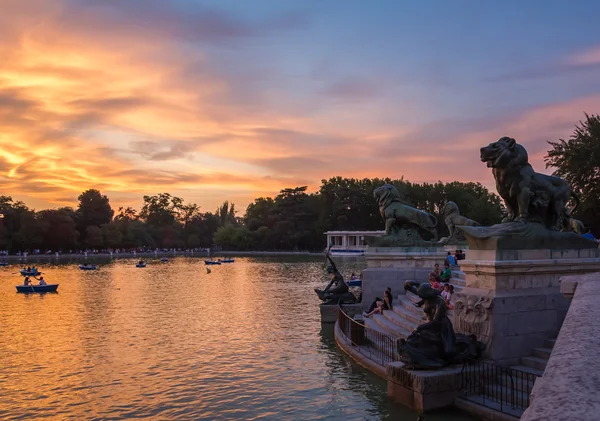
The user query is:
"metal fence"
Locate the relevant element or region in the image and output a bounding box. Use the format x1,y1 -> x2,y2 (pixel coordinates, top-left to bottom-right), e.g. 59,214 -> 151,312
460,360 -> 537,414
337,305 -> 399,366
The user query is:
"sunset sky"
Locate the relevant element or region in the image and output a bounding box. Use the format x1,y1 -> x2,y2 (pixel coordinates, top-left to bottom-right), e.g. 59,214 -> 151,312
1,0 -> 600,214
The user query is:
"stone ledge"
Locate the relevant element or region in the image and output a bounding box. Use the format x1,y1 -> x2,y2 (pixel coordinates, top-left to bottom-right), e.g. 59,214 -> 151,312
521,271 -> 600,421
386,362 -> 464,412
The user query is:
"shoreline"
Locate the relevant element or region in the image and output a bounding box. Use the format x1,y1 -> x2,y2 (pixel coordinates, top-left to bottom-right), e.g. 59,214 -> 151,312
1,250 -> 324,262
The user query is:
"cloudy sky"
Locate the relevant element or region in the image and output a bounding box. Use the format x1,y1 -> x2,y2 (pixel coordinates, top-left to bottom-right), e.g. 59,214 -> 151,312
1,0 -> 599,213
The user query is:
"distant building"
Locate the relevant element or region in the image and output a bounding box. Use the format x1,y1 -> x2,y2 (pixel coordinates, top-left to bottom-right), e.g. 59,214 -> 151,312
324,230 -> 385,256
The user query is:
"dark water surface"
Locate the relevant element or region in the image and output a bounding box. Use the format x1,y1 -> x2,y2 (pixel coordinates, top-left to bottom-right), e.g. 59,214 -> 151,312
0,256 -> 475,420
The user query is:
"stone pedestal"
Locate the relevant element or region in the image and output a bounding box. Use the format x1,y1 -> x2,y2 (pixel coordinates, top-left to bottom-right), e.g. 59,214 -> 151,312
454,248 -> 600,365
387,362 -> 464,412
361,247 -> 447,309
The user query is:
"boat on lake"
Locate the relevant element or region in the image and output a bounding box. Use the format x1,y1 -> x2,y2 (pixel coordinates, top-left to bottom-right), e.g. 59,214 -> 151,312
20,269 -> 41,276
160,258 -> 168,262
16,284 -> 59,293
0,261 -> 8,266
136,262 -> 146,268
221,259 -> 235,263
79,264 -> 97,271
205,260 -> 221,265
347,280 -> 362,287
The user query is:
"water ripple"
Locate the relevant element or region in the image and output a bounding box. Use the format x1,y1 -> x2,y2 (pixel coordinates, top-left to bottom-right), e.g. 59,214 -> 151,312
0,257 -> 473,420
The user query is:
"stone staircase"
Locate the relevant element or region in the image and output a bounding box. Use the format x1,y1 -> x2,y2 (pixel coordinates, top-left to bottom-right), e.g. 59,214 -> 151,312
363,267 -> 467,342
357,265 -> 556,419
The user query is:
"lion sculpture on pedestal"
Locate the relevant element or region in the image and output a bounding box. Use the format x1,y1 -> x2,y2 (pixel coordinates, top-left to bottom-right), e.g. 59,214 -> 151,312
373,184 -> 438,242
480,136 -> 578,231
442,201 -> 480,243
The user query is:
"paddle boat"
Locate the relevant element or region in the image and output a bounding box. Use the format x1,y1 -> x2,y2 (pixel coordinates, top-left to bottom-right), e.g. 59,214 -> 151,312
16,284 -> 59,293
221,259 -> 235,263
205,260 -> 221,265
136,262 -> 146,268
20,268 -> 41,276
79,264 -> 97,271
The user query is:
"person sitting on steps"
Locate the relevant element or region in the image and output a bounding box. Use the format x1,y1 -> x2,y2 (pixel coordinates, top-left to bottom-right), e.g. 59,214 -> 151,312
364,290 -> 393,317
441,262 -> 452,282
366,287 -> 392,314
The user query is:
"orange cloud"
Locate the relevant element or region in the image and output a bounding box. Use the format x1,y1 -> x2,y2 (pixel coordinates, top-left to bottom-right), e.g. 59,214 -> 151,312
0,1 -> 597,215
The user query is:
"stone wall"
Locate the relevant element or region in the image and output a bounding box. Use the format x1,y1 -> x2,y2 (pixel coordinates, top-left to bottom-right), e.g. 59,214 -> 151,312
454,249 -> 600,364
361,247 -> 447,309
521,272 -> 600,421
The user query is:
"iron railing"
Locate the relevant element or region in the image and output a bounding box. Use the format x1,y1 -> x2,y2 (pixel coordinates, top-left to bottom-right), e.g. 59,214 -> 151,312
460,360 -> 537,414
337,305 -> 399,366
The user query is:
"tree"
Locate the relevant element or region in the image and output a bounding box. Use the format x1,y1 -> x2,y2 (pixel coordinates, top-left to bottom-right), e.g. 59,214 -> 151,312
102,222 -> 123,248
37,208 -> 79,251
546,113 -> 600,235
140,193 -> 182,226
76,189 -> 114,232
85,225 -> 104,248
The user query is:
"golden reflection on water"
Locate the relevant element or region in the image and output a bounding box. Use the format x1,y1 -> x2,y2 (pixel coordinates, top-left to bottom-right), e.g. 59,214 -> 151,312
0,257 -> 474,420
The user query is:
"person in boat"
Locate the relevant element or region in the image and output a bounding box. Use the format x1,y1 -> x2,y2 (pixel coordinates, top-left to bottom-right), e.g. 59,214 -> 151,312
24,276 -> 31,286
350,273 -> 357,280
27,266 -> 31,271
138,260 -> 144,265
38,276 -> 47,286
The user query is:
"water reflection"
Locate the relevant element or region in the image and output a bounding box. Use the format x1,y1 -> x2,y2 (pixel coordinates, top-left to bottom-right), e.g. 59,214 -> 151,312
0,257 -> 474,420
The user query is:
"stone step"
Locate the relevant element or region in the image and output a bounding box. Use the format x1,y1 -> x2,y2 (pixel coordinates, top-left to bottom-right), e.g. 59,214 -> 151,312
456,395 -> 524,419
362,318 -> 398,360
450,277 -> 466,287
545,338 -> 556,349
496,372 -> 537,394
509,364 -> 544,377
371,313 -> 410,339
483,384 -> 531,409
396,294 -> 425,315
383,309 -> 418,334
532,347 -> 552,360
391,300 -> 424,325
520,356 -> 548,372
454,269 -> 466,280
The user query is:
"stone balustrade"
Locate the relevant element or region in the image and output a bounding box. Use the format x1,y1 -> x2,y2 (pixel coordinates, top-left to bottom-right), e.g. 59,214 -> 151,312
520,271 -> 600,421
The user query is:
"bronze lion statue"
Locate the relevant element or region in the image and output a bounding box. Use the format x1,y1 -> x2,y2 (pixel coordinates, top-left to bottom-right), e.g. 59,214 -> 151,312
374,184 -> 438,240
562,216 -> 585,234
442,201 -> 480,243
480,137 -> 578,230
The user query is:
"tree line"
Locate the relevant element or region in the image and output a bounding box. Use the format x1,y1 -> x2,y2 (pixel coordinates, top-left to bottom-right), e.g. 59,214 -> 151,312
0,179 -> 503,253
0,113 -> 596,253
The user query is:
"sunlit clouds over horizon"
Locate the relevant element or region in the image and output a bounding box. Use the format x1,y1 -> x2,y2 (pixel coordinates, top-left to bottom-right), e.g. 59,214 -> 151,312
1,0 -> 600,213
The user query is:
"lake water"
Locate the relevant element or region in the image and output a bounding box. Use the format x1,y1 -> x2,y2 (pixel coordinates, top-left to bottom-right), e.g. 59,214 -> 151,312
0,256 -> 475,420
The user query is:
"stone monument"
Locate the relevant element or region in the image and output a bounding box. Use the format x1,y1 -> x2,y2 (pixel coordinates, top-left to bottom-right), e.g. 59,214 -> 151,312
442,201 -> 480,244
453,136 -> 600,364
361,184 -> 446,309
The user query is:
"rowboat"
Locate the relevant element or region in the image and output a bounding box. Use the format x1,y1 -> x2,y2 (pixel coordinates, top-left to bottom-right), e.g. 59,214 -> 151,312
16,284 -> 59,293
79,264 -> 97,271
205,260 -> 221,265
221,259 -> 235,263
347,280 -> 362,287
20,269 -> 41,276
136,263 -> 146,268
0,262 -> 8,267
160,258 -> 168,262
